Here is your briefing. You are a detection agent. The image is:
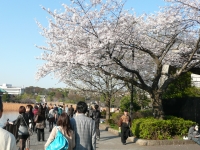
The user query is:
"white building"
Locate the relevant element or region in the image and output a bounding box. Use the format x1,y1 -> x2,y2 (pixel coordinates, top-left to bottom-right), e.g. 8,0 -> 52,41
0,83 -> 24,95
191,74 -> 200,88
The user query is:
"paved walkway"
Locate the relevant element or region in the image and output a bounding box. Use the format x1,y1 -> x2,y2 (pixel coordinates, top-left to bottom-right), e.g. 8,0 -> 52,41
17,122 -> 200,150
98,128 -> 200,150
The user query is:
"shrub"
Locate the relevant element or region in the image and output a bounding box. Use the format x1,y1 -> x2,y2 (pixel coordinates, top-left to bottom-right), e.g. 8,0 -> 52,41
131,116 -> 195,140
111,112 -> 123,125
105,119 -> 115,124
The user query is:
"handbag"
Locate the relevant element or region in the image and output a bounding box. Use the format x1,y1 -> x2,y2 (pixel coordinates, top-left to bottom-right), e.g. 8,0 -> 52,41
46,127 -> 69,150
21,114 -> 33,136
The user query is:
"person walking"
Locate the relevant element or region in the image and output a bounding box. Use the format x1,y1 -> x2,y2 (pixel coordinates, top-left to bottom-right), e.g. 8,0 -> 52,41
10,106 -> 31,150
70,101 -> 96,150
43,103 -> 49,128
68,105 -> 74,118
48,105 -> 56,132
89,106 -> 94,118
45,113 -> 75,150
36,103 -> 45,142
26,104 -> 34,130
33,105 -> 38,133
118,109 -> 131,145
91,104 -> 101,140
58,105 -> 63,117
53,104 -> 58,124
0,97 -> 17,150
65,105 -> 69,115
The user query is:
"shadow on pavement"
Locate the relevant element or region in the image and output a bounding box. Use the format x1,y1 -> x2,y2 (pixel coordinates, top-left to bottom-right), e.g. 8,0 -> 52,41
100,135 -> 119,141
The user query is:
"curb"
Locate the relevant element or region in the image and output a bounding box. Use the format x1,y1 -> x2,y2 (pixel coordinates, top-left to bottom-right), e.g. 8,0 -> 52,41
100,124 -> 196,146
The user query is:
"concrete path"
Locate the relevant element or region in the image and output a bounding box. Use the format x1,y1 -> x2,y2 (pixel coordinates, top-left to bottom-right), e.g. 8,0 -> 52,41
98,129 -> 200,150
17,121 -> 200,150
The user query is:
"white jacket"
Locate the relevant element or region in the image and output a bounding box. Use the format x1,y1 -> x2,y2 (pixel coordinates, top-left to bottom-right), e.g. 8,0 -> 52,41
0,127 -> 17,150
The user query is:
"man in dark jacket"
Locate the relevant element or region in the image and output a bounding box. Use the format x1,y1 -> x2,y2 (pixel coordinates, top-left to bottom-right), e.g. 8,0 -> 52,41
36,103 -> 45,141
91,104 -> 101,140
68,105 -> 74,118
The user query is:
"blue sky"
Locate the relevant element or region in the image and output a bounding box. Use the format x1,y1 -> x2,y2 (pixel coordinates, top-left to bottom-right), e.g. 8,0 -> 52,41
0,0 -> 166,89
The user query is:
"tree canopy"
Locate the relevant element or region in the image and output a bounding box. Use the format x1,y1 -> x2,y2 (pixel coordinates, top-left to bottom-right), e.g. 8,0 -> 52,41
36,0 -> 200,119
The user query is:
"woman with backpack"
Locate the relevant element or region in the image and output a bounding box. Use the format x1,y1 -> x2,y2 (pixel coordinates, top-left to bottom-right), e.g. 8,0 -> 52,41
45,113 -> 75,150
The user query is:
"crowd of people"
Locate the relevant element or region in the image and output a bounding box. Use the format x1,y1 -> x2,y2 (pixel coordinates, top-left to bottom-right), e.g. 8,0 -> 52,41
1,96 -> 200,150
0,98 -> 102,150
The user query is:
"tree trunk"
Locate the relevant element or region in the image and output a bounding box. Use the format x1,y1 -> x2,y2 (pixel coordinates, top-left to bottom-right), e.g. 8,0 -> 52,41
105,97 -> 111,120
152,92 -> 164,119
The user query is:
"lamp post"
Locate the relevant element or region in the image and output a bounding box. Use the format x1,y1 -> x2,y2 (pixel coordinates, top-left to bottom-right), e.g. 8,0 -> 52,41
130,74 -> 134,122
130,49 -> 135,122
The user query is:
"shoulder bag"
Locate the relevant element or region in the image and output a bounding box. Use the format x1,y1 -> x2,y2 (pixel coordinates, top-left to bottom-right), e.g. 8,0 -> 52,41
46,126 -> 69,150
21,114 -> 33,136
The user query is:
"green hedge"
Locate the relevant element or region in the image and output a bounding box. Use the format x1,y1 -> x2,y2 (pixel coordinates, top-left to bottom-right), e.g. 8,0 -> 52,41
131,116 -> 195,140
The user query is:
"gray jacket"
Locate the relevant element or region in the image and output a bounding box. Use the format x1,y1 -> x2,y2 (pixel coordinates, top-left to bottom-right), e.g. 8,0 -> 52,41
70,114 -> 96,150
188,127 -> 195,140
188,127 -> 199,140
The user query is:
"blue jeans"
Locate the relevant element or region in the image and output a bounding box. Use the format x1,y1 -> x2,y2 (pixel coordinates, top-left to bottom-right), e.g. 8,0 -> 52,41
192,137 -> 200,145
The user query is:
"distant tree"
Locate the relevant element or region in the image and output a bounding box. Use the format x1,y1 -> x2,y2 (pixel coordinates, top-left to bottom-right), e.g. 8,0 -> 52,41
134,88 -> 151,109
36,95 -> 41,103
2,93 -> 10,102
64,67 -> 126,119
21,93 -> 30,100
120,95 -> 140,112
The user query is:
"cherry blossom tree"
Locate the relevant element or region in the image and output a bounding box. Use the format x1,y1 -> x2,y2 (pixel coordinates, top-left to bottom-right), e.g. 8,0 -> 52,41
63,66 -> 126,119
36,0 -> 200,119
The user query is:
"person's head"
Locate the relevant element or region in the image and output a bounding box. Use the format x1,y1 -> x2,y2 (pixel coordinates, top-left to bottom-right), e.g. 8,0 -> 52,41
26,104 -> 33,112
124,109 -> 128,116
71,105 -> 73,107
57,113 -> 71,136
0,96 -> 3,118
34,105 -> 38,110
19,106 -> 26,114
94,104 -> 99,110
76,101 -> 87,114
49,105 -> 53,109
195,125 -> 199,131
